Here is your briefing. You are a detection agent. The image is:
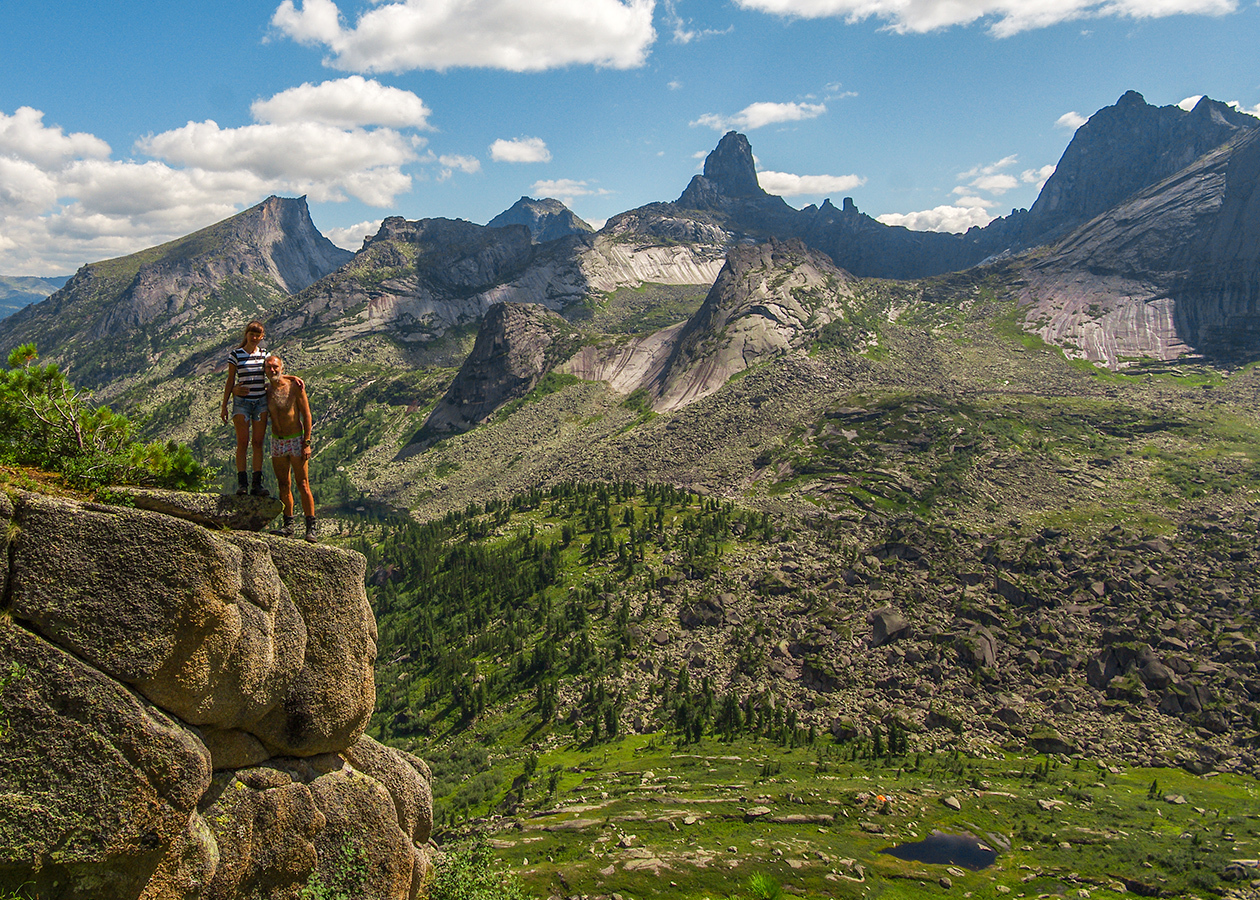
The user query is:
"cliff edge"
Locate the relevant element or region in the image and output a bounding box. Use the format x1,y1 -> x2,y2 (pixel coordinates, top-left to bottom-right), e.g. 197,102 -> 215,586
0,490 -> 432,900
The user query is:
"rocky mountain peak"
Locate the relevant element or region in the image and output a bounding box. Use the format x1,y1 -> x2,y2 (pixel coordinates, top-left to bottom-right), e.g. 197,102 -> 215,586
703,131 -> 763,197
487,196 -> 594,244
677,131 -> 767,209
0,195 -> 353,390
1024,91 -> 1257,242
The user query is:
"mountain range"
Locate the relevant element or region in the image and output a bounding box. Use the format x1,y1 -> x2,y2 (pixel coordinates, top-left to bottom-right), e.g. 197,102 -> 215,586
5,90 -> 1260,897
4,90 -> 1258,397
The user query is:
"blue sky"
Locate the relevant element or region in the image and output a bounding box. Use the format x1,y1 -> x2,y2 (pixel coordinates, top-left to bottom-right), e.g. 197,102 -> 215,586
2,0 -> 1258,275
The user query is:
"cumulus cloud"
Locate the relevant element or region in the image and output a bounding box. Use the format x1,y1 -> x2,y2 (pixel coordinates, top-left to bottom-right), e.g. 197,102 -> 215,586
437,154 -> 481,181
1056,110 -> 1087,130
877,205 -> 996,232
757,170 -> 866,196
733,0 -> 1235,36
0,107 -> 111,168
325,218 -> 383,250
692,101 -> 827,131
271,0 -> 657,72
1021,163 -> 1055,191
879,152 -> 1055,235
530,178 -> 611,205
0,83 -> 442,273
1178,95 -> 1204,111
251,75 -> 433,128
490,137 -> 552,163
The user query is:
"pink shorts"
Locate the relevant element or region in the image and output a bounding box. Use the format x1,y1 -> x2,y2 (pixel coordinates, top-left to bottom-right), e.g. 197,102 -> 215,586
271,434 -> 305,458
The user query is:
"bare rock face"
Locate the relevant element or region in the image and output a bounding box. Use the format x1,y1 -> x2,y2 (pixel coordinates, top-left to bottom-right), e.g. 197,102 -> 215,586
1023,91 -> 1256,244
0,490 -> 431,900
655,239 -> 854,411
423,301 -> 573,434
0,618 -> 213,900
1023,126 -> 1260,366
110,486 -> 284,532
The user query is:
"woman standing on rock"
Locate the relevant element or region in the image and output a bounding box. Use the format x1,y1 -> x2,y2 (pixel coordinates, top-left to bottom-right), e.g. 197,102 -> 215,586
220,320 -> 270,496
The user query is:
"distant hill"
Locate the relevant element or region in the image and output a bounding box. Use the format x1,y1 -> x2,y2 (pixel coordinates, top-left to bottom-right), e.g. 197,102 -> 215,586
0,195 -> 352,393
487,196 -> 595,243
0,274 -> 70,321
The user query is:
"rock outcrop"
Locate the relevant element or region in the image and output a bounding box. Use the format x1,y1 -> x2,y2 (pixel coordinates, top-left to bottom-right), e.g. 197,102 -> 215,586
0,490 -> 432,900
653,239 -> 854,411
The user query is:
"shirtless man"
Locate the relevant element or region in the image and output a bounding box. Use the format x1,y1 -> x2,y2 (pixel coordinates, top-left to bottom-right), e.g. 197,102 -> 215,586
264,354 -> 317,542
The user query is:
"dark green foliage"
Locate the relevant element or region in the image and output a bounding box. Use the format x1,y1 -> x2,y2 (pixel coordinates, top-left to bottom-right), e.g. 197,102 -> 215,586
0,345 -> 210,490
361,482 -> 776,823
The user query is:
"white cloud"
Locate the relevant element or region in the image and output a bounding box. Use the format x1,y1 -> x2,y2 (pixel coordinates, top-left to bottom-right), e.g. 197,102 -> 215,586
692,101 -> 827,131
490,137 -> 552,163
251,76 -> 433,128
877,205 -> 996,232
957,155 -> 1017,180
271,0 -> 657,72
325,218 -> 383,250
530,178 -> 611,205
733,0 -> 1235,36
970,173 -> 1019,194
1056,110 -> 1087,130
664,0 -> 732,42
1178,95 -> 1204,111
0,83 -> 442,273
757,170 -> 866,196
1021,164 -> 1055,190
138,120 -> 419,205
0,107 -> 111,168
438,154 -> 481,174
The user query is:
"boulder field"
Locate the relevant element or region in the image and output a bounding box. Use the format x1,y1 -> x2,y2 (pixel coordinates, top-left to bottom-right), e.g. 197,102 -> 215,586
0,489 -> 431,900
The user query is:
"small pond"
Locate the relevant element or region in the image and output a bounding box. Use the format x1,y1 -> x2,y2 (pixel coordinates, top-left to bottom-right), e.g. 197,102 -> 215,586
880,831 -> 998,869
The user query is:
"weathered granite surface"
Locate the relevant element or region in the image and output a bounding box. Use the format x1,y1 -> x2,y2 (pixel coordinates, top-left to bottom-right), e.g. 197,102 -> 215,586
0,489 -> 431,900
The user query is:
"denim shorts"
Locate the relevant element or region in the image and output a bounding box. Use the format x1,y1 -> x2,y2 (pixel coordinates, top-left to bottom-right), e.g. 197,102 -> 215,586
232,395 -> 269,422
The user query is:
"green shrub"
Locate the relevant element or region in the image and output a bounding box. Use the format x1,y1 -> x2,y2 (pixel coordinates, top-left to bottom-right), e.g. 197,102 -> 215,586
0,344 -> 210,491
425,836 -> 535,900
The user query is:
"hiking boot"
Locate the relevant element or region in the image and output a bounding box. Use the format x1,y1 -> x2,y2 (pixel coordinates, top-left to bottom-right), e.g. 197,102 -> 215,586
273,515 -> 295,538
250,471 -> 269,497
304,516 -> 318,543
236,472 -> 249,495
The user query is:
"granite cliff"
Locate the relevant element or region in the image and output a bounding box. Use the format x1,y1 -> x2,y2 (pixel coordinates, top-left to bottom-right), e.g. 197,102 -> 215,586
0,490 -> 432,900
1022,126 -> 1260,366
